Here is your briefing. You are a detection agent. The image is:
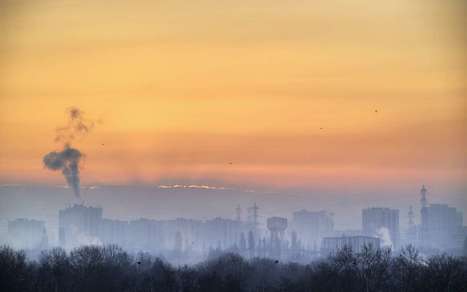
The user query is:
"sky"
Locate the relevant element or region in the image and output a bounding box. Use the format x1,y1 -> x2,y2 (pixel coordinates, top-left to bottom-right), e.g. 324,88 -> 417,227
0,0 -> 465,204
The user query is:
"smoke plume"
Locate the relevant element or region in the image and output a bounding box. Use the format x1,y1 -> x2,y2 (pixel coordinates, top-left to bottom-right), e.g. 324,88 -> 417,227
376,227 -> 393,249
55,107 -> 94,144
43,107 -> 94,201
43,146 -> 82,199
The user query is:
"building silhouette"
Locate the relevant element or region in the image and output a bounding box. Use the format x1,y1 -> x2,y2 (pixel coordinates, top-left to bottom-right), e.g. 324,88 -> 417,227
8,218 -> 48,250
59,204 -> 103,249
267,216 -> 288,258
292,210 -> 333,250
362,207 -> 400,249
420,203 -> 463,250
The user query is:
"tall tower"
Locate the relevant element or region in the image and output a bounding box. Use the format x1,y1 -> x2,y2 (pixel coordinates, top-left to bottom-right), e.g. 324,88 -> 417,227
236,205 -> 242,222
267,217 -> 288,258
420,185 -> 428,209
248,203 -> 259,236
406,205 -> 417,244
420,185 -> 428,242
408,205 -> 414,227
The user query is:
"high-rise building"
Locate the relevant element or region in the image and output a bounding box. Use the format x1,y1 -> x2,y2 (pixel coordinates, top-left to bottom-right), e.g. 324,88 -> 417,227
127,218 -> 163,251
404,205 -> 418,246
362,207 -> 400,249
99,218 -> 129,247
292,210 -> 334,250
420,203 -> 463,250
418,185 -> 464,251
8,218 -> 48,250
202,217 -> 245,249
59,204 -> 103,249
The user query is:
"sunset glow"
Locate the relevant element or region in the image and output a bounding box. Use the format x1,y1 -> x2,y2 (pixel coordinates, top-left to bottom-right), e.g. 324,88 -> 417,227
0,0 -> 465,189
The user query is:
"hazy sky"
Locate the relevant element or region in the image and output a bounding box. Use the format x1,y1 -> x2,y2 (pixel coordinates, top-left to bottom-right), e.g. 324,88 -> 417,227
0,0 -> 465,195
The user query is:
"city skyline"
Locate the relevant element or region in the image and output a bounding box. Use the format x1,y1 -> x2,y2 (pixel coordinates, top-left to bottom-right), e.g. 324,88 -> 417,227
1,183 -> 464,246
2,184 -> 465,264
1,1 -> 465,290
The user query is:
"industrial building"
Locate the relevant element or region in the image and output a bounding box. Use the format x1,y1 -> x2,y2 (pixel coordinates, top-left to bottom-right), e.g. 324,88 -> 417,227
292,210 -> 334,250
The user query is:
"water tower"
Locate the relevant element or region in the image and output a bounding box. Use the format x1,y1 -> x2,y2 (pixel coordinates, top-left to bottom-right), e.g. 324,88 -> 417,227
267,217 -> 288,258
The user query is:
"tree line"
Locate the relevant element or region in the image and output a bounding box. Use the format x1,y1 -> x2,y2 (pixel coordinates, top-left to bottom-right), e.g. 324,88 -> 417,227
1,244 -> 466,292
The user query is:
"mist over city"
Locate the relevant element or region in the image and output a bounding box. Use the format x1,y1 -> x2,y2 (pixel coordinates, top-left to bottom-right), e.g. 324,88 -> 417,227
1,181 -> 466,262
1,0 -> 466,291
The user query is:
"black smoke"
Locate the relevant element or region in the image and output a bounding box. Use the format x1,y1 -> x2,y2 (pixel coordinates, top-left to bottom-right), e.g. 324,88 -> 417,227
55,107 -> 94,143
43,107 -> 94,201
43,146 -> 82,199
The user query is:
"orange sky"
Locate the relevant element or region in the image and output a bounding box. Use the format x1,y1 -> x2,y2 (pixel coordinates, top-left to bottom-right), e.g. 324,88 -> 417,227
0,0 -> 465,189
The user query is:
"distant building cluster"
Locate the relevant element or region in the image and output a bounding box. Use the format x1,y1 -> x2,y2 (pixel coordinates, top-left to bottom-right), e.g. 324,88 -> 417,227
59,205 -> 253,256
3,185 -> 466,261
7,218 -> 48,250
407,186 -> 465,252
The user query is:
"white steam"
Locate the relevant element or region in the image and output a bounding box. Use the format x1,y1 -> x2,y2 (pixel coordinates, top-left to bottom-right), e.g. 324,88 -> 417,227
376,227 -> 393,248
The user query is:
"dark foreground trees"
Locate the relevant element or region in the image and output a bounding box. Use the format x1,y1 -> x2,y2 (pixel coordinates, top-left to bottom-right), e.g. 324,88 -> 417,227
1,245 -> 466,292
